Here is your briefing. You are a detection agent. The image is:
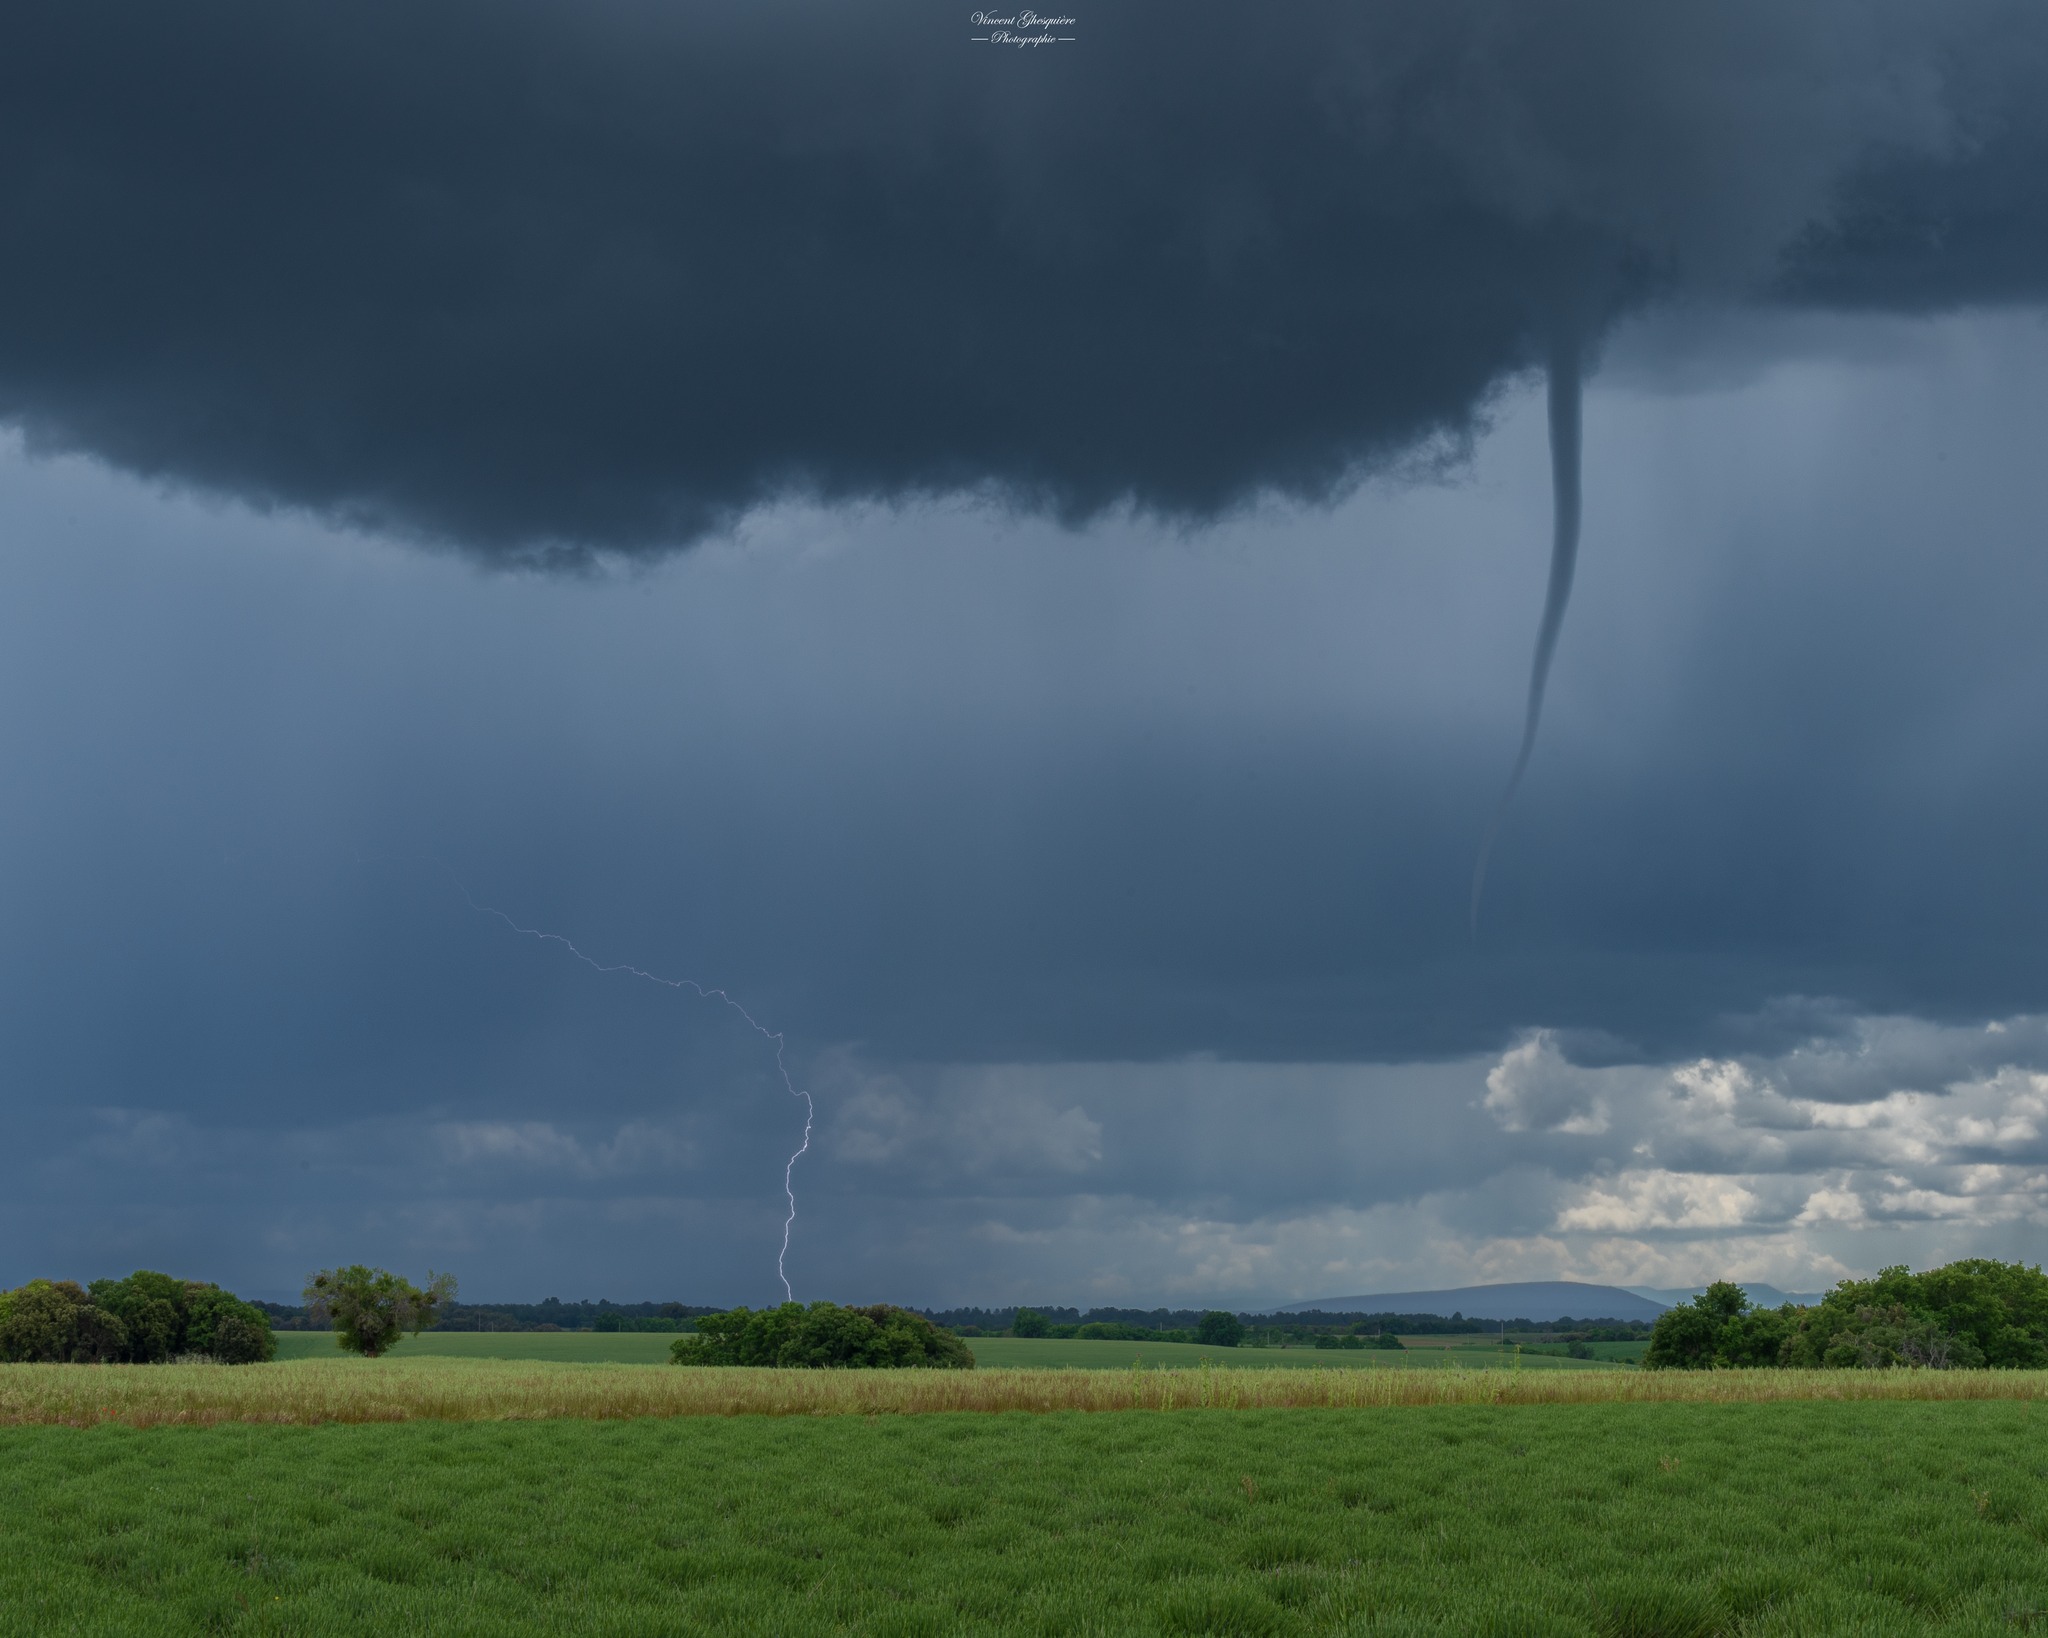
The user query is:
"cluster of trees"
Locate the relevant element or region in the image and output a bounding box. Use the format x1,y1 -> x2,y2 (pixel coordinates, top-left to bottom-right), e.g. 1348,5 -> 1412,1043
0,1272 -> 274,1364
1644,1261 -> 2048,1370
672,1302 -> 976,1369
1313,1331 -> 1405,1350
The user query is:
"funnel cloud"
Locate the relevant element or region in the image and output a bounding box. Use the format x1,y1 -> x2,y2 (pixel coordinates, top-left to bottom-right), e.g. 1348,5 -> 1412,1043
1471,340 -> 1584,928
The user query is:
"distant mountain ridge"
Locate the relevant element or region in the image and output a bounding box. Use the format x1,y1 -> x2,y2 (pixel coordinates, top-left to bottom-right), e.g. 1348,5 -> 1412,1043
1279,1281 -> 1667,1323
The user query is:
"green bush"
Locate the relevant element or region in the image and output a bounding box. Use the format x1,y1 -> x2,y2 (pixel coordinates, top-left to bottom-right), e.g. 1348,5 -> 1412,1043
304,1266 -> 457,1358
0,1281 -> 122,1363
91,1269 -> 188,1362
1813,1304 -> 1984,1370
1643,1261 -> 2048,1370
1644,1282 -> 1799,1370
0,1272 -> 273,1364
671,1302 -> 975,1369
1195,1311 -> 1244,1347
183,1284 -> 277,1364
1786,1261 -> 2047,1369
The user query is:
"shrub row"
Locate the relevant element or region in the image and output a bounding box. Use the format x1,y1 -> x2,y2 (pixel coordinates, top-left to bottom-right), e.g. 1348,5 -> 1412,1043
671,1302 -> 974,1369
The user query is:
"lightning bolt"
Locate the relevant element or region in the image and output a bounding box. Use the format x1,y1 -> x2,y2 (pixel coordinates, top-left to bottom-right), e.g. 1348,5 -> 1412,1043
463,889 -> 813,1302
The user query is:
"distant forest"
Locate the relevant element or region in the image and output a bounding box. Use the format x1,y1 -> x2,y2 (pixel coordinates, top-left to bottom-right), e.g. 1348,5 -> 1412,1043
255,1298 -> 1652,1338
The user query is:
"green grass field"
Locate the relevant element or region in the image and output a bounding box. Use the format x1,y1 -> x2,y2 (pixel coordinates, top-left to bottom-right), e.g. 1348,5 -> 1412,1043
7,1401 -> 2045,1635
272,1332 -> 1621,1371
271,1331 -> 680,1364
1508,1339 -> 1652,1364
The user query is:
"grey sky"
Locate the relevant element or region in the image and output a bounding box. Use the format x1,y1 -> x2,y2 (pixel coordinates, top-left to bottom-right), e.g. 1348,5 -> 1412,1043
3,5 -> 2048,1306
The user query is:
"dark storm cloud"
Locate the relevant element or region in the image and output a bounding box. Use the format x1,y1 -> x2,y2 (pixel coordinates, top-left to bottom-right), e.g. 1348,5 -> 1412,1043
7,296 -> 2048,1300
1778,23 -> 2048,314
1,0 -> 2040,560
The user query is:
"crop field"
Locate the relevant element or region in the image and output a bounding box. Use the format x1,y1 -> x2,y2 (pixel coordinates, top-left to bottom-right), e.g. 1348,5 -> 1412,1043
1529,1339 -> 1651,1364
272,1332 -> 1621,1371
5,1357 -> 2046,1429
7,1400 -> 2047,1635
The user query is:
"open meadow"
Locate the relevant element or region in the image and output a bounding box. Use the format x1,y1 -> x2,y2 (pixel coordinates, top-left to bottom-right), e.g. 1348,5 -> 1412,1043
6,1393 -> 2048,1636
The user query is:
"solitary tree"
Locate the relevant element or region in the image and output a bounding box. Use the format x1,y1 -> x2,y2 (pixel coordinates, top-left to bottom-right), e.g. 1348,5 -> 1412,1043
304,1266 -> 456,1357
1195,1311 -> 1245,1347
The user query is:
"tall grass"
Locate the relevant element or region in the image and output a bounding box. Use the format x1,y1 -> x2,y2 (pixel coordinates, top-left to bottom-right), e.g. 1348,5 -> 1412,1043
5,1355 -> 2047,1427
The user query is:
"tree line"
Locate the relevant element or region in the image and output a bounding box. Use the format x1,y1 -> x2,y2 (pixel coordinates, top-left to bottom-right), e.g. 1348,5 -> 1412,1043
1010,1307 -> 1250,1344
1644,1261 -> 2048,1369
1002,1308 -> 1350,1347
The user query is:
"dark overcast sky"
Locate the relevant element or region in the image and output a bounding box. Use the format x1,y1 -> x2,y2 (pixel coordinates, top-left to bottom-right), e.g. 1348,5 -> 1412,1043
4,2 -> 2048,1307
